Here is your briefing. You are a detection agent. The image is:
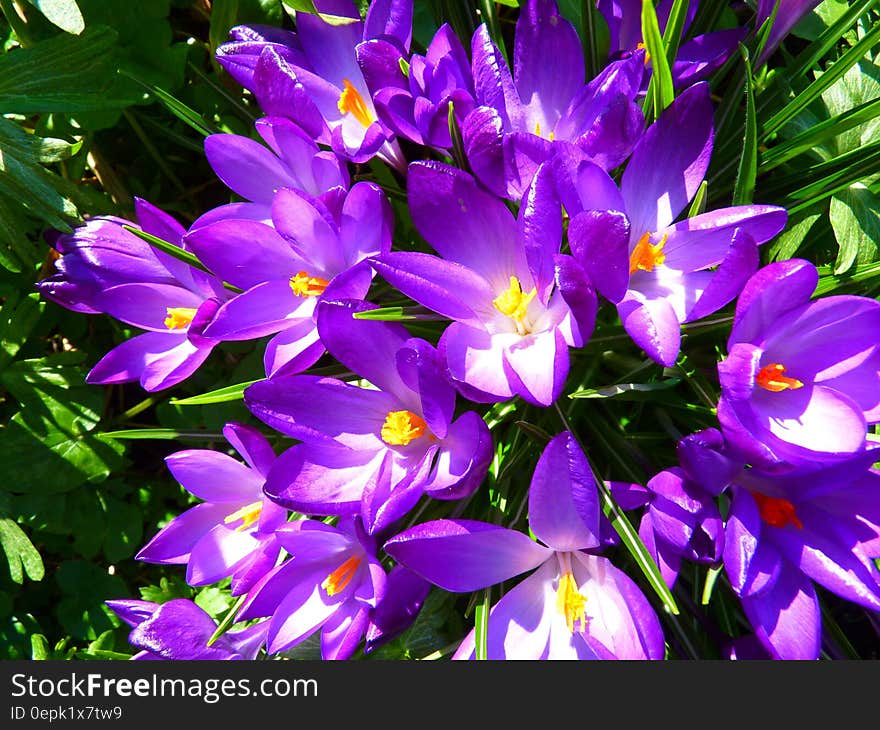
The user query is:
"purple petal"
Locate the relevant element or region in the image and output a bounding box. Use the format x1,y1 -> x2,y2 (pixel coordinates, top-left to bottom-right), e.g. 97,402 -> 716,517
245,374 -> 394,449
364,565 -> 431,653
618,291 -> 682,367
568,209 -> 630,303
263,316 -> 325,378
369,251 -> 494,327
136,503 -> 231,564
423,410 -> 493,501
471,24 -> 524,129
729,258 -> 817,346
520,161 -> 562,301
184,219 -> 304,290
95,283 -> 204,331
407,161 -> 527,288
165,449 -> 263,502
364,0 -> 412,48
621,82 -> 714,234
321,602 -> 369,660
204,280 -> 314,340
384,519 -> 552,591
553,255 -> 597,346
740,565 -> 820,660
528,431 -> 600,551
673,28 -> 746,87
440,323 -> 519,402
395,337 -> 456,438
222,422 -> 276,477
186,525 -> 262,586
503,327 -> 569,406
205,133 -> 294,204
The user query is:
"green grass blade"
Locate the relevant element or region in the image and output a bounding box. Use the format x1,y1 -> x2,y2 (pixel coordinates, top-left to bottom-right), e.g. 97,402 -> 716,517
169,379 -> 262,406
121,225 -> 210,273
761,20 -> 880,140
732,46 -> 757,206
119,71 -> 220,136
662,0 -> 690,70
474,588 -> 490,660
642,0 -> 675,118
760,96 -> 880,172
788,0 -> 880,80
100,428 -> 222,440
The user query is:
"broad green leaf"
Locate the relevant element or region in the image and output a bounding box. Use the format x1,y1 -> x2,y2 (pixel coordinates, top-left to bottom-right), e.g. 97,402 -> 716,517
768,210 -> 822,261
0,517 -> 45,584
790,0 -> 848,41
830,184 -> 880,274
0,358 -> 125,494
30,633 -> 50,660
280,0 -> 360,25
24,0 -> 85,34
821,54 -> 880,155
55,560 -> 125,641
0,26 -> 132,112
0,292 -> 45,369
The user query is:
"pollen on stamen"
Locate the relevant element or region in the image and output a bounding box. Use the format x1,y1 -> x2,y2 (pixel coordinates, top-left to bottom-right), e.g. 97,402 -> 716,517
756,363 -> 804,392
337,79 -> 375,128
556,571 -> 588,633
629,232 -> 668,274
223,500 -> 263,532
493,276 -> 537,334
289,271 -> 329,298
381,410 -> 428,446
322,554 -> 362,597
163,307 -> 197,330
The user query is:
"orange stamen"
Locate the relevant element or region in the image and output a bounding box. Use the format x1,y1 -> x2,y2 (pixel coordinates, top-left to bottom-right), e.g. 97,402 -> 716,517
337,79 -> 375,128
289,271 -> 329,298
751,491 -> 803,529
321,554 -> 362,596
629,232 -> 668,274
756,363 -> 804,392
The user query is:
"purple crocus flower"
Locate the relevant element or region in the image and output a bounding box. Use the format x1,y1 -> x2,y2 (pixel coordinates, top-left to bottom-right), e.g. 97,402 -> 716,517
184,181 -> 392,377
598,0 -> 745,89
370,161 -> 596,406
203,115 -> 349,221
543,82 -> 787,367
385,432 -> 666,660
36,198 -> 232,391
357,21 -> 476,150
216,0 -> 411,170
683,431 -> 880,660
236,517 -> 386,659
609,468 -> 724,590
717,259 -> 880,468
754,0 -> 823,68
244,298 -> 493,536
463,0 -> 646,199
136,422 -> 287,596
106,599 -> 268,660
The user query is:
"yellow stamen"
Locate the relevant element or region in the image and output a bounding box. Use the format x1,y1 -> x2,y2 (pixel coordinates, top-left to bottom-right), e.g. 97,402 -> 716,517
380,410 -> 428,446
493,276 -> 537,335
289,271 -> 330,298
636,41 -> 650,65
556,570 -> 588,633
164,307 -> 197,330
337,79 -> 375,128
533,121 -> 555,141
629,232 -> 668,274
756,363 -> 804,392
321,554 -> 362,596
223,500 -> 263,532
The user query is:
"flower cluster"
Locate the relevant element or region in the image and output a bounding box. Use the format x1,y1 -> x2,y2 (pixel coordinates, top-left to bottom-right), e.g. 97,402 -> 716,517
40,0 -> 880,661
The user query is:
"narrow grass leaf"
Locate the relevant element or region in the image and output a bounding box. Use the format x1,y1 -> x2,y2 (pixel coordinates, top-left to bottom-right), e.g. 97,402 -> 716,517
732,46 -> 757,206
170,380 -> 262,406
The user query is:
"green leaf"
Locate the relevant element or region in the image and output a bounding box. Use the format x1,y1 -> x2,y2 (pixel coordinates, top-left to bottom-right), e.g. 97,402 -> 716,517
829,184 -> 880,274
474,589 -> 490,661
732,46 -> 757,206
821,53 -> 880,156
767,210 -> 822,261
661,0 -> 690,70
169,379 -> 261,406
569,379 -> 682,400
0,292 -> 45,370
0,358 -> 126,495
30,633 -> 50,660
0,26 -> 131,112
641,0 -> 675,117
280,0 -> 360,25
210,0 -> 240,55
120,225 -> 211,274
101,428 -> 221,440
55,560 -> 125,641
24,0 -> 85,34
0,517 -> 45,584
